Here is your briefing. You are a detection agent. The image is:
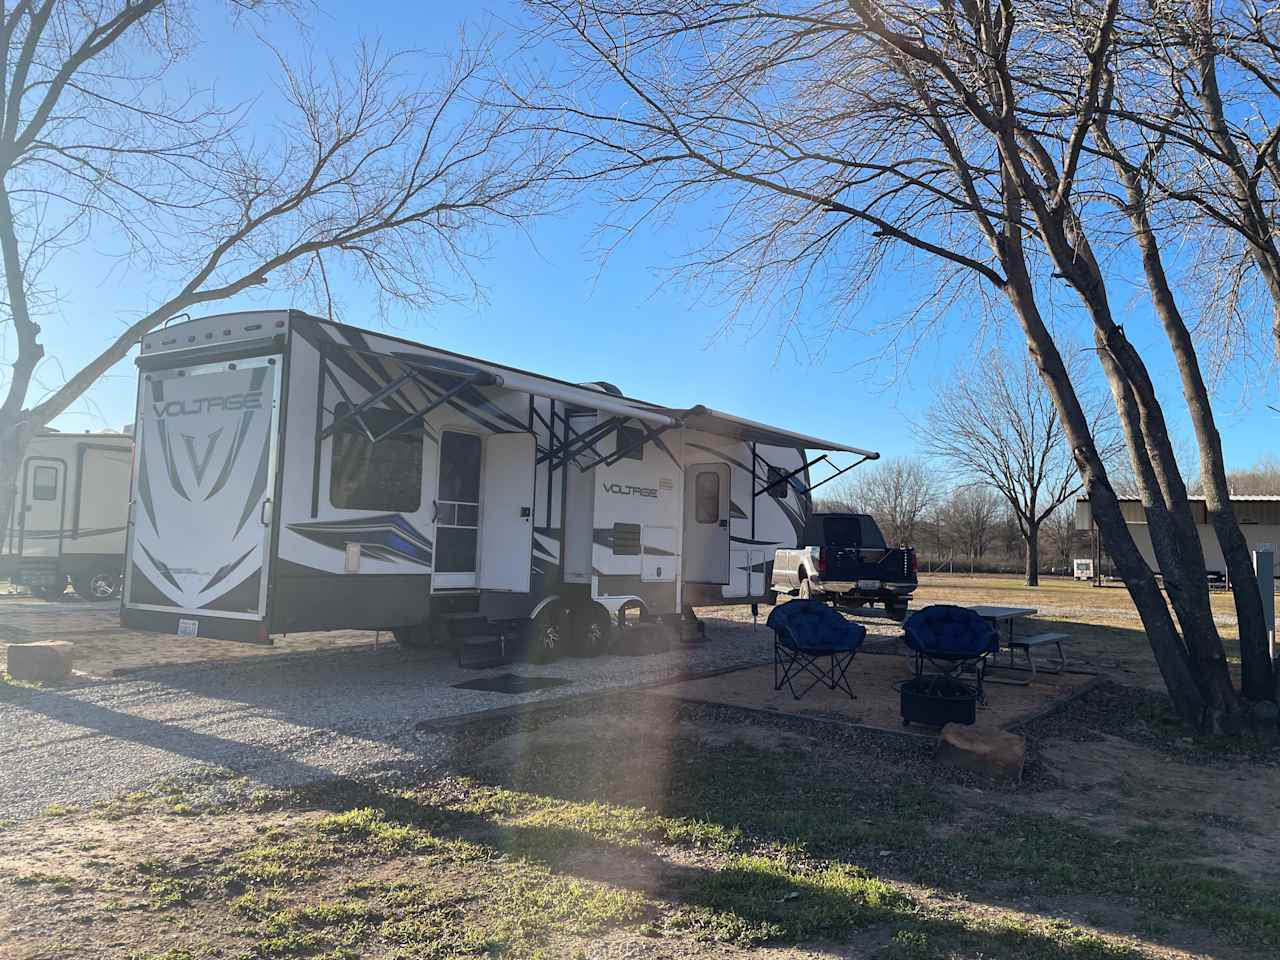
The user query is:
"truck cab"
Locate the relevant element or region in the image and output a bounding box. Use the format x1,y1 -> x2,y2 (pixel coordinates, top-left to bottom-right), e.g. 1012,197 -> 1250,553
771,512 -> 917,620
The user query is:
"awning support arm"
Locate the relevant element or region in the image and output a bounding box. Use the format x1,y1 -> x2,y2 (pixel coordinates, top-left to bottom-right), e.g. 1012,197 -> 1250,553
318,343 -> 496,441
753,455 -> 828,499
365,371 -> 488,443
802,455 -> 872,496
537,414 -> 622,469
577,419 -> 677,471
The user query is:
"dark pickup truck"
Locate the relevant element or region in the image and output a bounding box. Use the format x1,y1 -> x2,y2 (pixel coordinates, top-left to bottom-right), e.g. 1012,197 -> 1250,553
770,512 -> 917,619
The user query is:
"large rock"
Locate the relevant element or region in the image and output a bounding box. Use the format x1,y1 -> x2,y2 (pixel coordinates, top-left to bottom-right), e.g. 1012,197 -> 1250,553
6,641 -> 75,683
936,723 -> 1025,781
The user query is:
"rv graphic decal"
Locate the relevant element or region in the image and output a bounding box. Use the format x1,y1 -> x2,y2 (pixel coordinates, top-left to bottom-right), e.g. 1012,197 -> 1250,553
601,482 -> 657,499
297,322 -> 529,440
129,363 -> 274,613
287,514 -> 433,567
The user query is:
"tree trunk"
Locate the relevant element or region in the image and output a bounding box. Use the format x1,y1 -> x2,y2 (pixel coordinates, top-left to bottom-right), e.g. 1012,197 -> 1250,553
995,226 -> 1207,725
1101,140 -> 1276,701
1003,144 -> 1241,726
1025,522 -> 1040,586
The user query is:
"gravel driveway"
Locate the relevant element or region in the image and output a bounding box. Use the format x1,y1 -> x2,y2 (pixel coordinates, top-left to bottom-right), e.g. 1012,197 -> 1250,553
0,613 -> 787,823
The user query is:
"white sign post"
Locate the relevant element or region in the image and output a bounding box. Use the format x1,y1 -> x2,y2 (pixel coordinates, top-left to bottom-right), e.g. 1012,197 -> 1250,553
1255,547 -> 1276,661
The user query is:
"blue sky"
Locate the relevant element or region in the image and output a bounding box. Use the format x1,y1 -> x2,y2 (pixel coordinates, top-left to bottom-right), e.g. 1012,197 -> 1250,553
27,2 -> 1279,481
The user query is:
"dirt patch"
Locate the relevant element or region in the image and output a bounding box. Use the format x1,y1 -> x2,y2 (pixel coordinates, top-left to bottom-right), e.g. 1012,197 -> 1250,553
0,596 -> 380,678
644,657 -> 1095,737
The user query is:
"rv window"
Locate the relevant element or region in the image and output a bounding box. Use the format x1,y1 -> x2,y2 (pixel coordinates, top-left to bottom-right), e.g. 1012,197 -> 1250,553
766,465 -> 790,499
616,425 -> 645,461
329,404 -> 423,512
695,470 -> 720,524
613,522 -> 641,556
31,466 -> 58,501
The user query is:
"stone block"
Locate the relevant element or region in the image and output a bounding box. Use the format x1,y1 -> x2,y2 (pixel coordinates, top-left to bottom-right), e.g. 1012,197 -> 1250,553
936,723 -> 1025,781
6,641 -> 74,683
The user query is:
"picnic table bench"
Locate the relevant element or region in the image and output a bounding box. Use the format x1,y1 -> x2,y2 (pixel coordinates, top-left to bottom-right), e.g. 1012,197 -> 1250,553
1004,631 -> 1070,680
962,605 -> 1072,685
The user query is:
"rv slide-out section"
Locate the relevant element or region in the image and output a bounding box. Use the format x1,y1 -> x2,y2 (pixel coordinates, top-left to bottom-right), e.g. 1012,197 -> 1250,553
122,310 -> 878,645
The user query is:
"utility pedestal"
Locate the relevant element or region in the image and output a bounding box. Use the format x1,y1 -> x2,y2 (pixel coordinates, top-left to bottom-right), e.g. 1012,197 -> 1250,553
1255,548 -> 1276,661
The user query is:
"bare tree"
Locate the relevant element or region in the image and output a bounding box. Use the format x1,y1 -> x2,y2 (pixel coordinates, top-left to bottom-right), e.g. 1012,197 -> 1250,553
522,0 -> 1256,728
823,457 -> 938,548
0,3 -> 562,539
946,485 -> 1002,571
1226,457 -> 1280,496
921,347 -> 1111,586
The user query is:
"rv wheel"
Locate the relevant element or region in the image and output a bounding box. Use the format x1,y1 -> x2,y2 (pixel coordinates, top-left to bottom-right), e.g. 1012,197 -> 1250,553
568,604 -> 611,658
73,571 -> 121,602
798,577 -> 813,600
525,606 -> 564,663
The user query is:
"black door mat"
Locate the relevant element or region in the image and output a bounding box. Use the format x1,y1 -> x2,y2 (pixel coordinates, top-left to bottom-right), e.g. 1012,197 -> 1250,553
451,673 -> 572,694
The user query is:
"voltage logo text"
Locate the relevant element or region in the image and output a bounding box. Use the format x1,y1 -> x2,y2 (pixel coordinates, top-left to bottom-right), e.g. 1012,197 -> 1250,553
152,391 -> 263,418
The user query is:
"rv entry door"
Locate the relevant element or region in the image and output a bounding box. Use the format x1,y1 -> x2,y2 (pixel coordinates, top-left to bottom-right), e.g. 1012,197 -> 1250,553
124,356 -> 281,626
478,432 -> 535,592
683,462 -> 731,584
20,458 -> 66,558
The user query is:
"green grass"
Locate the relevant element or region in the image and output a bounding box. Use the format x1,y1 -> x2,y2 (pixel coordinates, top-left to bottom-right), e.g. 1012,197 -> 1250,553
664,854 -> 910,943
14,697 -> 1280,959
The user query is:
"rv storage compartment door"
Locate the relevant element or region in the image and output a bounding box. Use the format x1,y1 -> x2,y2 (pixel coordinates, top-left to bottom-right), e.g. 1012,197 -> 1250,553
683,462 -> 731,584
478,432 -> 535,592
124,356 -> 281,626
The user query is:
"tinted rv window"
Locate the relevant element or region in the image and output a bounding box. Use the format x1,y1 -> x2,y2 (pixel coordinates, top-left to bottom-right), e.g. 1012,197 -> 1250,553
329,404 -> 423,512
766,465 -> 788,499
616,425 -> 645,460
695,470 -> 720,523
821,515 -> 886,549
31,466 -> 58,501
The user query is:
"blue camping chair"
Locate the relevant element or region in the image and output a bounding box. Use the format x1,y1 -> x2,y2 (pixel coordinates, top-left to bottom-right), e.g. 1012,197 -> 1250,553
902,604 -> 999,700
767,599 -> 866,700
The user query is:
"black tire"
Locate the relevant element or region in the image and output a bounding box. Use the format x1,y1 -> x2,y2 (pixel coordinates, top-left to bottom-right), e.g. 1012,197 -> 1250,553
73,570 -> 121,602
568,603 -> 611,658
525,605 -> 565,663
764,589 -> 779,606
798,577 -> 813,600
887,603 -> 909,623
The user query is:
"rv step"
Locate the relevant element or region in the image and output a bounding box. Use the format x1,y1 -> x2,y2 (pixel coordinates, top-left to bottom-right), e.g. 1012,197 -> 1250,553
448,616 -> 508,670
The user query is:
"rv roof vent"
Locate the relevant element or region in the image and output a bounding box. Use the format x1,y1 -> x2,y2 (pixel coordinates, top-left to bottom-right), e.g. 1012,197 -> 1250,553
579,381 -> 623,397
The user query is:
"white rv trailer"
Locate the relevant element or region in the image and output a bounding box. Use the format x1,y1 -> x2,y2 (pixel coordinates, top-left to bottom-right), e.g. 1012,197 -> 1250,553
121,310 -> 878,648
1,430 -> 132,600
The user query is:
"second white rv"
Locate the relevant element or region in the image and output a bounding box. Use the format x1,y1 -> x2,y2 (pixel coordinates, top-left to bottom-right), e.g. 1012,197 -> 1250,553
121,310 -> 878,653
2,430 -> 132,600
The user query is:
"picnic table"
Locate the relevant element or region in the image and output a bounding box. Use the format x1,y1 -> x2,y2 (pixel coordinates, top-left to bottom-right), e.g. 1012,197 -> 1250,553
964,604 -> 1069,682
965,605 -> 1037,645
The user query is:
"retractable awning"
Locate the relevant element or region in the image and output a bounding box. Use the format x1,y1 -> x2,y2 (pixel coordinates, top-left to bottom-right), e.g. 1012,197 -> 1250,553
673,405 -> 880,459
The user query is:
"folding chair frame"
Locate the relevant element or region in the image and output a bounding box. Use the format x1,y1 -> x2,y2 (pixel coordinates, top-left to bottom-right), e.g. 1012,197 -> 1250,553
774,637 -> 857,700
909,649 -> 990,702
